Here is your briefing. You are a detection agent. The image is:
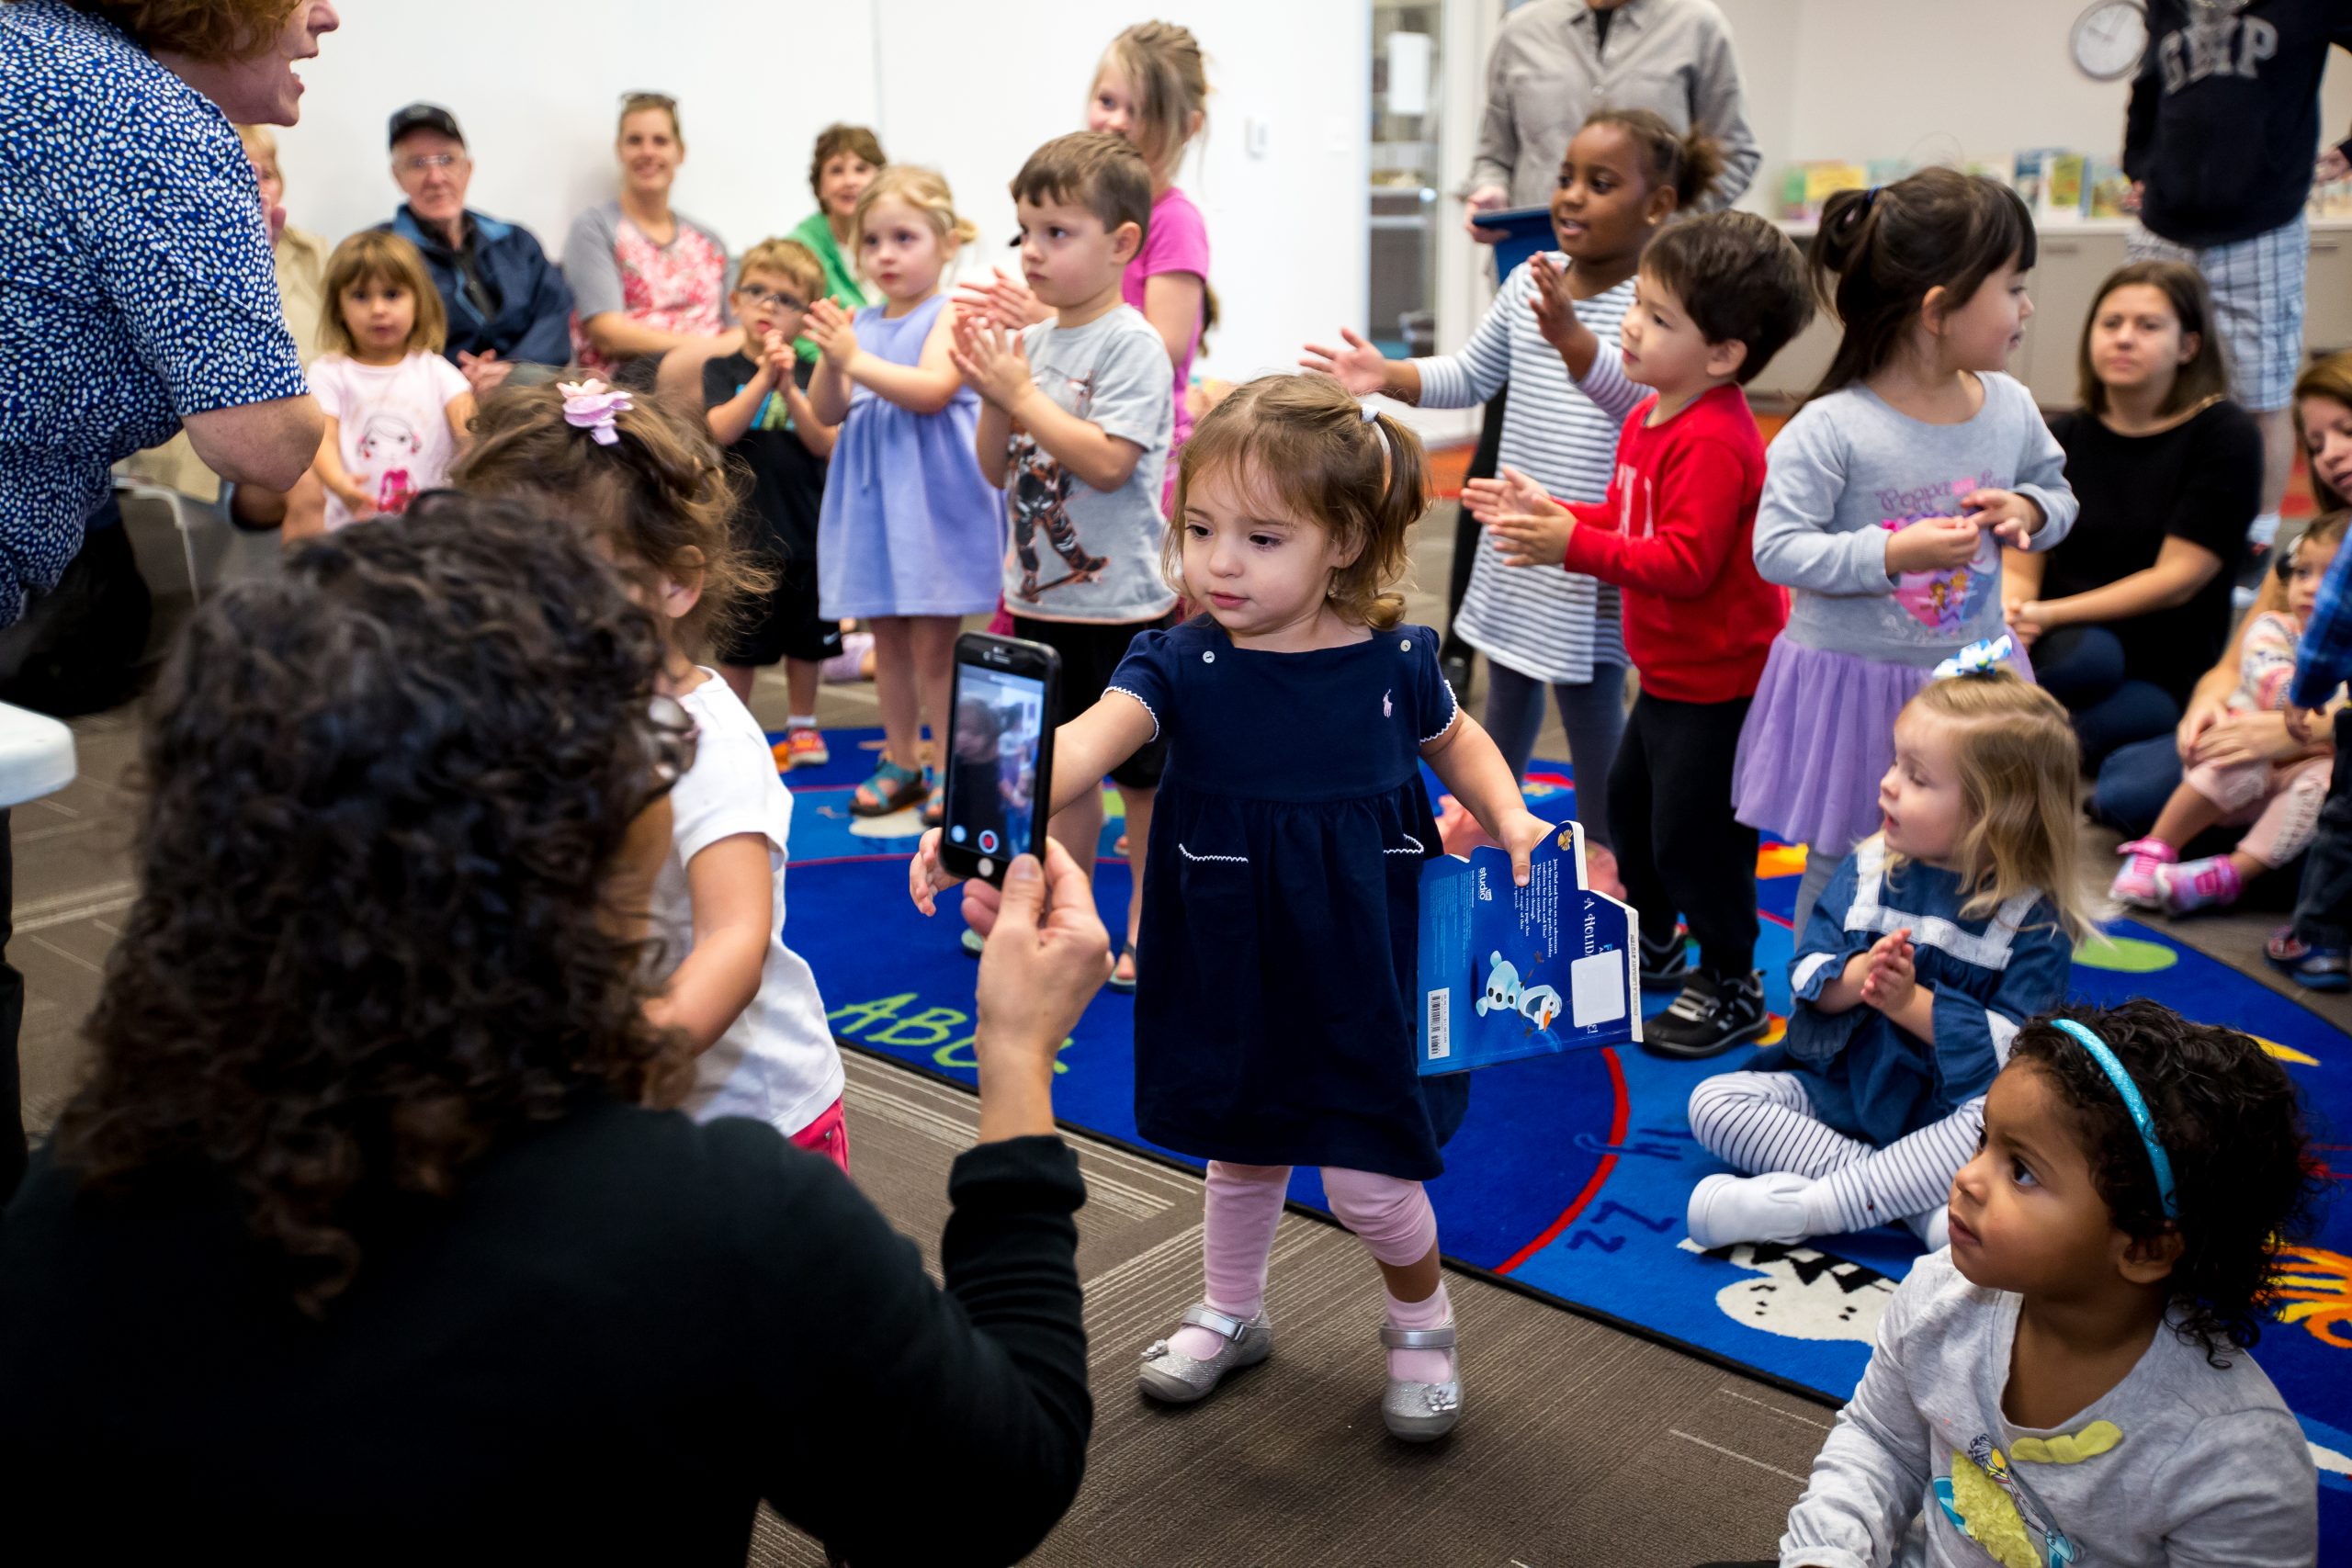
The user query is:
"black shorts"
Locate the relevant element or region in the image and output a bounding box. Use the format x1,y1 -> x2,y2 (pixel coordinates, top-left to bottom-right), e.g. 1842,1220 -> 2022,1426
721,560 -> 842,668
1013,613 -> 1173,792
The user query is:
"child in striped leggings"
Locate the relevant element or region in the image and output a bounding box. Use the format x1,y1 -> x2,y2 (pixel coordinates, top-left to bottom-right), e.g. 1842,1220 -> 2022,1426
1684,667 -> 2091,1251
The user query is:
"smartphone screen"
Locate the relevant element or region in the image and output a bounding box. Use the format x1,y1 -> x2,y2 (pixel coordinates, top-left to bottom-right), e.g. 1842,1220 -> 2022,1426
943,659 -> 1049,880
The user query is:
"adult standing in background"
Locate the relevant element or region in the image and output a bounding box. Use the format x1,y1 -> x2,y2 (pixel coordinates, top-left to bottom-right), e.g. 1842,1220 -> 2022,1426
1443,0 -> 1759,694
566,92 -> 737,400
789,122 -> 883,362
384,103 -> 575,399
2125,0 -> 2352,561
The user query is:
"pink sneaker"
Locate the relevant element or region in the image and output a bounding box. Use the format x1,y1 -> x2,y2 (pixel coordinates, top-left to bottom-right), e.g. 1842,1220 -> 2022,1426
2154,854 -> 2243,914
2109,838 -> 2177,908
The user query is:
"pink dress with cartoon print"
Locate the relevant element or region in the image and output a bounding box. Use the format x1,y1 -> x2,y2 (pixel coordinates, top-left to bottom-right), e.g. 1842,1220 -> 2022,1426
308,352 -> 470,531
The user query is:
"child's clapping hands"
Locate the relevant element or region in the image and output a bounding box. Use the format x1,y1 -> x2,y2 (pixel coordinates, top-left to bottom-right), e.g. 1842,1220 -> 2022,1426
949,313 -> 1033,410
758,329 -> 797,386
1462,464 -> 1576,568
804,298 -> 860,367
1856,928 -> 1917,1015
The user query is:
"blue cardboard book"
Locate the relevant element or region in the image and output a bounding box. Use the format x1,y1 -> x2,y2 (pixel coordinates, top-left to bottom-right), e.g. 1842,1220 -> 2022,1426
1416,818 -> 1641,1077
1481,204 -> 1557,282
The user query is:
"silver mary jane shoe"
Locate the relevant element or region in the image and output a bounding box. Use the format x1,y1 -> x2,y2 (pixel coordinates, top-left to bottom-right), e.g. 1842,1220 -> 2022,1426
1137,1304 -> 1272,1404
1380,1321 -> 1463,1442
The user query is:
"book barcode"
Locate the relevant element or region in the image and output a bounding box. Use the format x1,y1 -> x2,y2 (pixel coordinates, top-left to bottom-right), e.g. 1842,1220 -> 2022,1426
1425,988 -> 1450,1061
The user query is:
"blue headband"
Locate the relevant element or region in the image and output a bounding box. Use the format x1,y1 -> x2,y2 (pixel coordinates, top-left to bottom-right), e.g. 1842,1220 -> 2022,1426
2048,1019 -> 2178,1219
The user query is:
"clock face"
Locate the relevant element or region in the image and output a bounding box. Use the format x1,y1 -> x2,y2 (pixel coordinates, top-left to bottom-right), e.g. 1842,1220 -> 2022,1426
2073,0 -> 2149,81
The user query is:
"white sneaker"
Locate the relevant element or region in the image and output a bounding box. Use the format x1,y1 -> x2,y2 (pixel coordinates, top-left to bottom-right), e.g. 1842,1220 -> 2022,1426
1686,1172 -> 1814,1249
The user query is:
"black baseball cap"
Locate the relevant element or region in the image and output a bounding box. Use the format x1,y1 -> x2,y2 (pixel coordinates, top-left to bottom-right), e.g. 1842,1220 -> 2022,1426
388,103 -> 464,150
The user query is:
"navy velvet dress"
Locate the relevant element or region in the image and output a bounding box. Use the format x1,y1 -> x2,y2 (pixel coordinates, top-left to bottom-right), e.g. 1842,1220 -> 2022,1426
1106,619 -> 1470,1180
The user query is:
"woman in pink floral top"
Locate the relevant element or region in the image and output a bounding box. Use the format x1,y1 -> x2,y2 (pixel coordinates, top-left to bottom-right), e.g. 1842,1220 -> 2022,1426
564,93 -> 738,381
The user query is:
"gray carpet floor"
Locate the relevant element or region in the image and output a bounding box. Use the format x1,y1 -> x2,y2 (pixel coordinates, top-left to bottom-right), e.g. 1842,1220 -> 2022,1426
12,502 -> 2347,1566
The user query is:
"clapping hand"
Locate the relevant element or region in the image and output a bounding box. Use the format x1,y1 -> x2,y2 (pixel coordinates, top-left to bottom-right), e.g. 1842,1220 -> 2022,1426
1858,928 -> 1917,1016
954,265 -> 1049,332
949,313 -> 1033,409
759,329 -> 797,384
1299,327 -> 1390,398
804,298 -> 859,367
456,350 -> 514,398
1464,465 -> 1575,568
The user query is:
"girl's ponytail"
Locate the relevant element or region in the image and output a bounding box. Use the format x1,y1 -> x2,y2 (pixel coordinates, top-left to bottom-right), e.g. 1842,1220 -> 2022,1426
1360,408 -> 1426,633
1673,125 -> 1726,211
1808,185 -> 1879,310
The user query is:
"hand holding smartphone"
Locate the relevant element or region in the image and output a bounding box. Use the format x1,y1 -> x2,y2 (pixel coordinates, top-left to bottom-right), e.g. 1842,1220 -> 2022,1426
936,633 -> 1060,887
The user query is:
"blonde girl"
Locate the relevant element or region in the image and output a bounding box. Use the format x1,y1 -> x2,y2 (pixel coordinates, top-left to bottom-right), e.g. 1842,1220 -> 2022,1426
1687,667 -> 2090,1253
808,165 -> 1001,821
307,231 -> 473,531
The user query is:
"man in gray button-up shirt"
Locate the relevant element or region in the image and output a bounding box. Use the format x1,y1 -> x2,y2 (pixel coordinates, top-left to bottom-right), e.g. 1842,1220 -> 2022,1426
1464,0 -> 1759,229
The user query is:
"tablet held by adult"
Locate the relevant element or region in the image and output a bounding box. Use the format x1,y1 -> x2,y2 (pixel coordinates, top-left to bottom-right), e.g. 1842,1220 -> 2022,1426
0,0 -> 334,627
385,103 -> 575,398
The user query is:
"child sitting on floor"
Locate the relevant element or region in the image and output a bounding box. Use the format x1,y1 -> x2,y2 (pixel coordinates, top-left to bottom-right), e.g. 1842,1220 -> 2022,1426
1776,1000 -> 2319,1566
2112,513 -> 2345,915
1687,667 -> 2090,1251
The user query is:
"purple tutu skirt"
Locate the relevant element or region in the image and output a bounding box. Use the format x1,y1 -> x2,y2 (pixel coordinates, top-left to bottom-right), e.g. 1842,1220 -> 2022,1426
1731,636 -> 2033,855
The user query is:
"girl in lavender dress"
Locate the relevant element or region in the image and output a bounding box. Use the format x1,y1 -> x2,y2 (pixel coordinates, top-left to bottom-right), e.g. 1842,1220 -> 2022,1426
1736,168 -> 2079,931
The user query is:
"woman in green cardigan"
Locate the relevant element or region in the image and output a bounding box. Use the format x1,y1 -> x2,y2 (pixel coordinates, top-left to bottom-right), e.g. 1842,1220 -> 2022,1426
787,122 -> 884,360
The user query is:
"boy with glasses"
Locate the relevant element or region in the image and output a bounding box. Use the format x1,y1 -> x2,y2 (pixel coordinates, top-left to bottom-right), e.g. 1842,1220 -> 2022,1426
704,239 -> 842,761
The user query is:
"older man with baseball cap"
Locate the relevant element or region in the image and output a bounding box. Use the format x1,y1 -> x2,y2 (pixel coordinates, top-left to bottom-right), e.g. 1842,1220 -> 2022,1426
383,102 -> 574,396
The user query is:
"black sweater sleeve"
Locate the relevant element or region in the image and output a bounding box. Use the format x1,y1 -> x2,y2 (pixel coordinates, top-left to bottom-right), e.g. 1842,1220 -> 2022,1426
722,1130 -> 1091,1567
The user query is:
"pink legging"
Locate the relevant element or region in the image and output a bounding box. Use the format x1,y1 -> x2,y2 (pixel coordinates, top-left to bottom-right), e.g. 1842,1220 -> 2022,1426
1203,1161 -> 1438,1316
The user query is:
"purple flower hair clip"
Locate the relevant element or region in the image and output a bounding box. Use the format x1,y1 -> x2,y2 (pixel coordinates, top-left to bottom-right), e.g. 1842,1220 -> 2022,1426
557,378 -> 632,446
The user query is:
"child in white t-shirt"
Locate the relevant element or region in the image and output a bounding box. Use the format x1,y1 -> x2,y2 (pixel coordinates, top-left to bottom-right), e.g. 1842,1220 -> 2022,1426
309,231 -> 475,530
455,377 -> 847,1163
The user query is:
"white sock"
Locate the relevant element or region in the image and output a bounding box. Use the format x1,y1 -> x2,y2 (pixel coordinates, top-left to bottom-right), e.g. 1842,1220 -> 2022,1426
787,715 -> 818,731
1905,1207 -> 1951,1250
1687,1172 -> 1813,1249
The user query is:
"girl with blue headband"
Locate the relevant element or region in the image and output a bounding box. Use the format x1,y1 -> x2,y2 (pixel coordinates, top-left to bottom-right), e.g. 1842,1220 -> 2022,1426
1779,999 -> 2321,1566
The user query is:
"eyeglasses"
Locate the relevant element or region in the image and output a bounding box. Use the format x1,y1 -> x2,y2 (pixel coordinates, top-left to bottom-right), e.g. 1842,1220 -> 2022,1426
395,152 -> 464,175
737,286 -> 807,312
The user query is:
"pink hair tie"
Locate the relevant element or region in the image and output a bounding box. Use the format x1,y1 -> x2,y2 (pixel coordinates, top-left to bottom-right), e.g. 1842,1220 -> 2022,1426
557,378 -> 631,446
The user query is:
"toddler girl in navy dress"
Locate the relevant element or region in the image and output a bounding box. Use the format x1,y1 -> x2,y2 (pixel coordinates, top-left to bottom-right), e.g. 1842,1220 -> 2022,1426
914,376 -> 1550,1440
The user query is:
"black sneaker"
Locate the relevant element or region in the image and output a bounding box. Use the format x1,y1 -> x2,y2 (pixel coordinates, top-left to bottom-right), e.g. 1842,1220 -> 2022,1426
1644,970 -> 1769,1059
1638,927 -> 1690,991
1441,648 -> 1475,699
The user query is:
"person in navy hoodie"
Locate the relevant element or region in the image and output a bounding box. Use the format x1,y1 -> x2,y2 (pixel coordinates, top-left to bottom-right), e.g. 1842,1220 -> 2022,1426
382,103 -> 574,397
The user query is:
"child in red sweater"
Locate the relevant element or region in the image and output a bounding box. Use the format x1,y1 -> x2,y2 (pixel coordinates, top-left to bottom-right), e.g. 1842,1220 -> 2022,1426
1467,211 -> 1812,1057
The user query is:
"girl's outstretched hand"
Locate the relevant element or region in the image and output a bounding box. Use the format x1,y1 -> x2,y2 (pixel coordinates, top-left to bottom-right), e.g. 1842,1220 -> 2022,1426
1299,327 -> 1389,398
909,827 -> 967,917
805,298 -> 859,366
1959,489 -> 2044,548
1498,808 -> 1554,888
1527,254 -> 1592,362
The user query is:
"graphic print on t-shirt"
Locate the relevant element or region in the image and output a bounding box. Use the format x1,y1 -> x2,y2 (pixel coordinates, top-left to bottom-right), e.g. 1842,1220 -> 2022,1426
356,412 -> 424,514
1876,472 -> 1999,635
1007,369 -> 1108,601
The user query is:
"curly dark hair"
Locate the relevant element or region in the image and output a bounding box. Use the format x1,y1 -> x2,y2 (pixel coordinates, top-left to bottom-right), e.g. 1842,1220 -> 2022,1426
51,495 -> 693,1315
2009,999 -> 2326,1365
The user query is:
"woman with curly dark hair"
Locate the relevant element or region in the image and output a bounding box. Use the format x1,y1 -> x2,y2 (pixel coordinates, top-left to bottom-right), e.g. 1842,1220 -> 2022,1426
0,497 -> 1104,1565
1774,999 -> 2322,1566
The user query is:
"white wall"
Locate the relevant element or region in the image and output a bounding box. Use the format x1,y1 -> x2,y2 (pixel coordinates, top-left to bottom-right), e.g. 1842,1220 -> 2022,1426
269,0 -> 1365,386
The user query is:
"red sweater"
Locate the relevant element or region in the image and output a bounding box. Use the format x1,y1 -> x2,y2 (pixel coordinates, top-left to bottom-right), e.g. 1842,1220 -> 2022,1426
1556,383 -> 1787,704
